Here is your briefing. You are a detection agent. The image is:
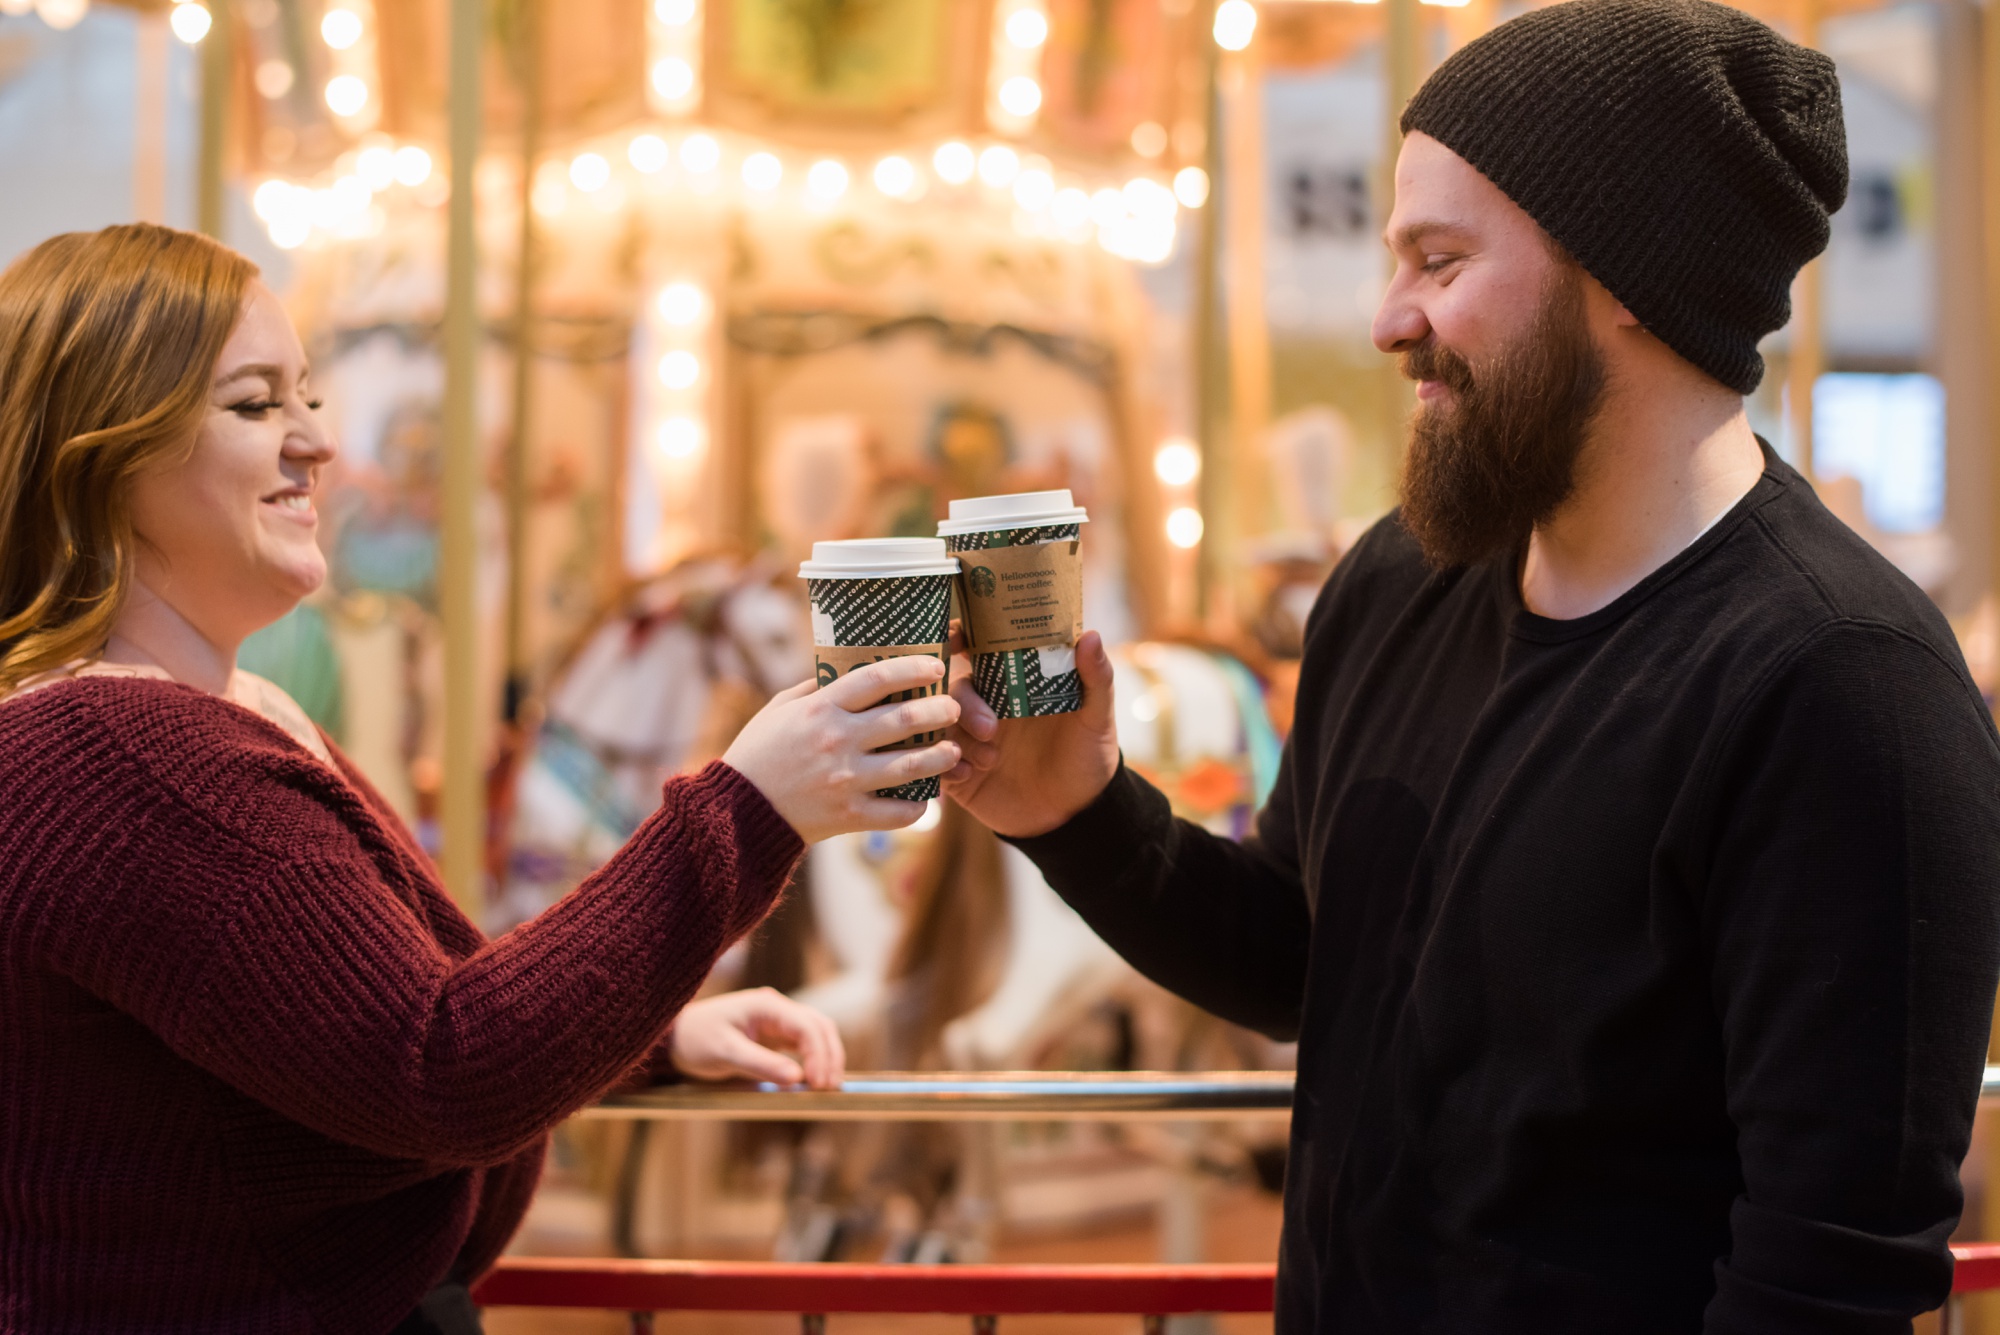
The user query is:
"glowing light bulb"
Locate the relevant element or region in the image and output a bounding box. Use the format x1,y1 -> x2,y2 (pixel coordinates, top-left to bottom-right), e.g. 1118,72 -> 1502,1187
320,7 -> 362,49
654,0 -> 696,24
1213,0 -> 1256,50
1124,176 -> 1177,223
679,133 -> 719,172
742,152 -> 782,190
1051,187 -> 1091,229
997,76 -> 1042,118
569,152 -> 610,192
933,141 -> 975,185
873,155 -> 914,198
252,179 -> 292,221
807,159 -> 849,200
33,0 -> 88,30
1174,165 -> 1210,209
656,282 -> 705,326
170,2 -> 213,43
978,145 -> 1020,188
628,133 -> 670,174
1005,7 -> 1048,47
650,57 -> 694,101
356,145 -> 396,190
1166,507 -> 1205,548
1154,439 -> 1201,487
268,216 -> 311,249
1013,167 -> 1054,211
393,145 -> 432,186
657,351 -> 701,390
254,57 -> 293,96
1089,187 -> 1125,228
1130,121 -> 1168,159
656,416 -> 705,458
324,75 -> 369,117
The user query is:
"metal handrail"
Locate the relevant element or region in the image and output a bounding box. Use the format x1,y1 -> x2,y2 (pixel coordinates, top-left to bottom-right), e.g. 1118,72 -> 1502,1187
586,1065 -> 2000,1122
584,1070 -> 1296,1121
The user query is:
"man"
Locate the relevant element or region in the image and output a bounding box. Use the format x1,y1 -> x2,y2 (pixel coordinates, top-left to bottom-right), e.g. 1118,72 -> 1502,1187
943,1 -> 2000,1329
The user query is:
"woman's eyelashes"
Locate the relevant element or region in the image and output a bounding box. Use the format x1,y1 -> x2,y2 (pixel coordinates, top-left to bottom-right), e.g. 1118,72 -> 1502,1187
227,394 -> 323,417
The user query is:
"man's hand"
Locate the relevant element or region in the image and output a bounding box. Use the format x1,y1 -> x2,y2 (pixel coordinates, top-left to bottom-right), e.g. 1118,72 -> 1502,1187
942,629 -> 1120,838
668,988 -> 845,1088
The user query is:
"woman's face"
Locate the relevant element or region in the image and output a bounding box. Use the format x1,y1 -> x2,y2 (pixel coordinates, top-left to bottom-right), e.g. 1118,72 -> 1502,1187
128,281 -> 336,647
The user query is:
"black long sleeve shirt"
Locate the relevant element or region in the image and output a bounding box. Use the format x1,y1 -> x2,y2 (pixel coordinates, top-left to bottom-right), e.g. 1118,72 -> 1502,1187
1014,451 -> 2000,1333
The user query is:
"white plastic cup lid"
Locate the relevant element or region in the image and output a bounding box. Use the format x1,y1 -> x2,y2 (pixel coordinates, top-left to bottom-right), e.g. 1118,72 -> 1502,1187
798,537 -> 961,580
937,490 -> 1090,537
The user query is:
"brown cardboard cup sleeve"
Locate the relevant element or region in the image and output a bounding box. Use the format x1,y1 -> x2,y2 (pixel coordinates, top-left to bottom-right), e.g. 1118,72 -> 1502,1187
956,540 -> 1083,654
812,642 -> 948,751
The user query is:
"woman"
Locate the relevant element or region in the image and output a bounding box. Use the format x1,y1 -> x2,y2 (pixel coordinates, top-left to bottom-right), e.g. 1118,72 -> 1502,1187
0,223 -> 959,1332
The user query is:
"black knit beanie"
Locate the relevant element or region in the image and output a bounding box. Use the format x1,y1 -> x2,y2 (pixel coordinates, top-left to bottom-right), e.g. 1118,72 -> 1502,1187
1401,0 -> 1848,394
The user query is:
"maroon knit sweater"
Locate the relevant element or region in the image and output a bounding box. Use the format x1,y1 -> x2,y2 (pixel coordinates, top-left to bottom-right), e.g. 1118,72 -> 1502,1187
0,676 -> 801,1333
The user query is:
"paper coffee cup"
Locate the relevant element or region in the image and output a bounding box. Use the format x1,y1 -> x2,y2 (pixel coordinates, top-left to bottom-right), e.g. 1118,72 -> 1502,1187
938,490 -> 1089,719
799,538 -> 959,802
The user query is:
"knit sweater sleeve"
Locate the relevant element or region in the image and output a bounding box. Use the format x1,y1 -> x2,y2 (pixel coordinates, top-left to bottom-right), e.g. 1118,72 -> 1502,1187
17,684 -> 802,1168
1697,622 -> 2000,1333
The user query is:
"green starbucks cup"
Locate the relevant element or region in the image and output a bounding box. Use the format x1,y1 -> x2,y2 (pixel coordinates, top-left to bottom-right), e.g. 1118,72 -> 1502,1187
798,538 -> 960,802
938,490 -> 1090,719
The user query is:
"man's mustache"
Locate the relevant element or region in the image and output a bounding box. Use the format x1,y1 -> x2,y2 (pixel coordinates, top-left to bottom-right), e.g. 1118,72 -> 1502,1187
1400,340 -> 1477,398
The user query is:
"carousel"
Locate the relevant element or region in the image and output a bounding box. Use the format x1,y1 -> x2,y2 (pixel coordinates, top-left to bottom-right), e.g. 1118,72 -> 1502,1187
14,0 -> 2000,1320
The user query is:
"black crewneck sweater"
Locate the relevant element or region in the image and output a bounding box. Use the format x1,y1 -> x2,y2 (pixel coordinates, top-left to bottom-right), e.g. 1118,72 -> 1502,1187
1013,451 -> 2000,1333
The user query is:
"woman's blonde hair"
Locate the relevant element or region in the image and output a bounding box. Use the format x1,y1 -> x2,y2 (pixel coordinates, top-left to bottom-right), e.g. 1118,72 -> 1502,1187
0,223 -> 257,693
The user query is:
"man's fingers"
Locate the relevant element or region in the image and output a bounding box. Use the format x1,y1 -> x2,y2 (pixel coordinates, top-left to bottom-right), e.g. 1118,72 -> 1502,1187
948,671 -> 998,741
1076,631 -> 1116,730
819,654 -> 948,712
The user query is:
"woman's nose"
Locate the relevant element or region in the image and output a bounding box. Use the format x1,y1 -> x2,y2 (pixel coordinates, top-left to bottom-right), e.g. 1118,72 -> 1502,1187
288,407 -> 338,465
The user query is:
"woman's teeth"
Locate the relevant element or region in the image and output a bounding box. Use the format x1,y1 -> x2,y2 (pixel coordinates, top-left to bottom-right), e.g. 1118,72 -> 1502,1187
273,494 -> 312,511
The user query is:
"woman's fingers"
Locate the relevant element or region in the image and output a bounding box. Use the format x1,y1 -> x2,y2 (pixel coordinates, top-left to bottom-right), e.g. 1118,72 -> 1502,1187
819,655 -> 946,712
854,738 -> 960,790
853,691 -> 960,751
715,1028 -> 806,1086
768,678 -> 817,706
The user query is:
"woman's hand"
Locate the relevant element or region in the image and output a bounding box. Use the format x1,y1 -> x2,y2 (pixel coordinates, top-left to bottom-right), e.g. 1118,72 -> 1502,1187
668,988 -> 845,1089
723,655 -> 961,843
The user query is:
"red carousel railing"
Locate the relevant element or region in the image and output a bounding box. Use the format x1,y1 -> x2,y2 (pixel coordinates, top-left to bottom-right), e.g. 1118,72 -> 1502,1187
479,1069 -> 2000,1333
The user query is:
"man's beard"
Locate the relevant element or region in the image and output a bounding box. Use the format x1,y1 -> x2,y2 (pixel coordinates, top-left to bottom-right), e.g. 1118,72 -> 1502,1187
1397,265 -> 1608,570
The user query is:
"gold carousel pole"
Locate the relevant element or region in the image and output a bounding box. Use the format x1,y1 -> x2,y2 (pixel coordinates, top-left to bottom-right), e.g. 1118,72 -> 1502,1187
439,0 -> 485,914
503,0 -> 543,727
1193,0 -> 1225,623
1217,14 -> 1270,634
196,0 -> 232,237
1980,6 -> 2000,1327
1783,0 -> 1824,482
1380,0 -> 1422,468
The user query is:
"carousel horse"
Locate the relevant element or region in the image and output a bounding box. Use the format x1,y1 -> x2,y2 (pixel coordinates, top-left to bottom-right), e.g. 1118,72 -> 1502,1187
497,553 -> 814,931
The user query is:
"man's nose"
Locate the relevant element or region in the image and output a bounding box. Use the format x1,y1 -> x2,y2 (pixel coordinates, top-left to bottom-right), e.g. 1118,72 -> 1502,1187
1372,277 -> 1429,355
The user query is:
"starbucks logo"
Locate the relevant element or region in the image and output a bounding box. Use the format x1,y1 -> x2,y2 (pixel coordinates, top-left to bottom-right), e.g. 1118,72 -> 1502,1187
968,565 -> 997,598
